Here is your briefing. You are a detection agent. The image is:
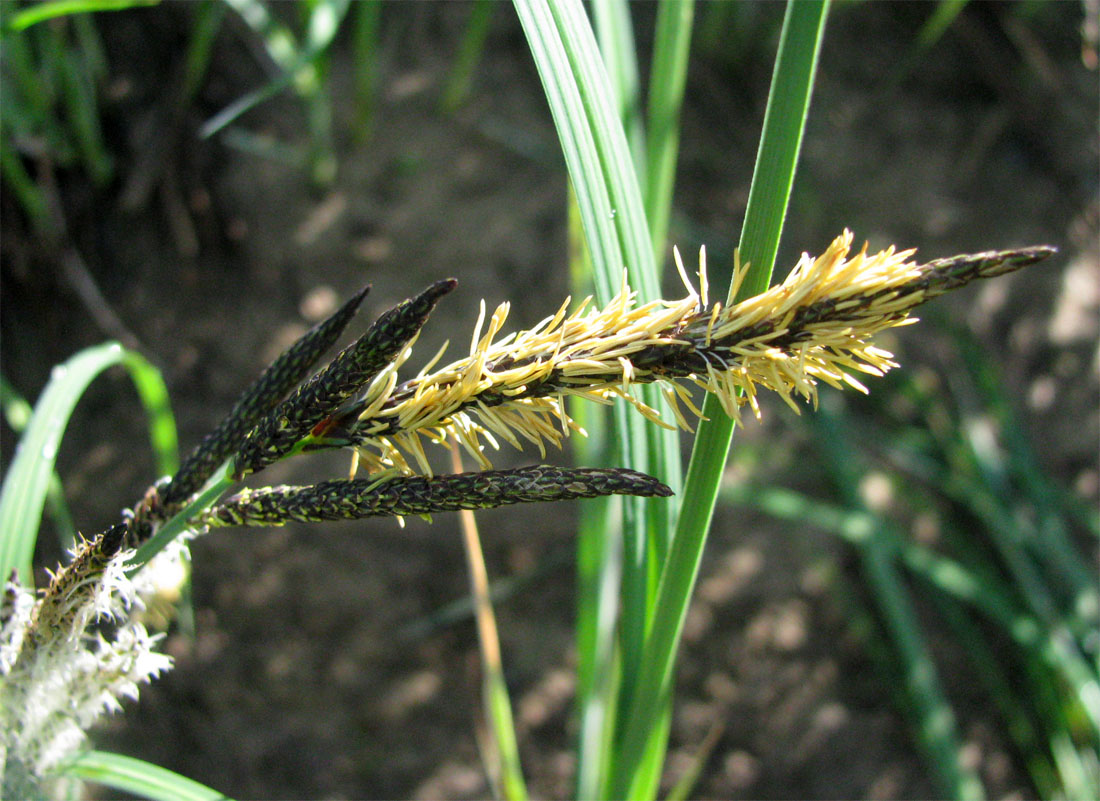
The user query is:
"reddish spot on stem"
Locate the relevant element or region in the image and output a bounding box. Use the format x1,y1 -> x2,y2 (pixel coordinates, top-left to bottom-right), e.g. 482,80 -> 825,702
311,416 -> 338,438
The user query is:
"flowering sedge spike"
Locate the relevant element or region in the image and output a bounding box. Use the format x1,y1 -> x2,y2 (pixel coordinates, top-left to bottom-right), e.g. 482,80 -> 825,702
201,465 -> 672,527
0,570 -> 33,675
0,524 -> 174,790
325,231 -> 1053,476
233,279 -> 457,480
160,284 -> 372,509
20,524 -> 126,645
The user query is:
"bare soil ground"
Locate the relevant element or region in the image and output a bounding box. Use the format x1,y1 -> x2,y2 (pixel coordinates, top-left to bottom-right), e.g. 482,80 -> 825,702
2,3 -> 1096,799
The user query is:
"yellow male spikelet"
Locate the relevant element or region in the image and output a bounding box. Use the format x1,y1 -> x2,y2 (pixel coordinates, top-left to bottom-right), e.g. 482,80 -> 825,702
319,230 -> 1052,477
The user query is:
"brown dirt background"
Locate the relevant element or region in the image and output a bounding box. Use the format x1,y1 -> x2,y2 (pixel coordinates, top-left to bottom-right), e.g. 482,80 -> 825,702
2,2 -> 1097,799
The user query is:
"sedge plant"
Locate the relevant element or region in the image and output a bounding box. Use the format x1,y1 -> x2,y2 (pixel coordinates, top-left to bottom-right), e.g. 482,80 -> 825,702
0,233 -> 1054,798
0,1 -> 1076,799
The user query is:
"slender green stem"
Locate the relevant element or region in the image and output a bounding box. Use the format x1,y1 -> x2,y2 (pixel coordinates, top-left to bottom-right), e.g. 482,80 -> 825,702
127,463 -> 234,574
612,3 -> 828,796
441,0 -> 495,113
351,0 -> 382,141
512,8 -> 681,796
591,0 -> 645,178
644,0 -> 694,268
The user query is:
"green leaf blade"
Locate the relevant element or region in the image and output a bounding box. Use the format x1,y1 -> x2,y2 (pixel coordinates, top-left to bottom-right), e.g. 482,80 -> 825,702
122,350 -> 179,479
513,3 -> 686,796
0,342 -> 177,585
612,2 -> 830,796
3,0 -> 159,33
0,342 -> 128,584
63,750 -> 231,801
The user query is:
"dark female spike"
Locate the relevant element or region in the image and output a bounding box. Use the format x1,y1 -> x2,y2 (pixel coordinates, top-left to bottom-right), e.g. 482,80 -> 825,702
203,465 -> 672,527
233,279 -> 458,479
161,285 -> 372,507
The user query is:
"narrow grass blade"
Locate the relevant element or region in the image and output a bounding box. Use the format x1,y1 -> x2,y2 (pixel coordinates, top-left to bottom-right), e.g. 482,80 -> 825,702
929,592 -> 1065,798
886,0 -> 969,88
882,441 -> 1100,739
0,375 -> 77,548
63,750 -> 230,801
57,31 -> 112,185
887,352 -> 1100,733
720,484 -> 1041,652
0,343 -> 128,585
612,3 -> 828,796
0,124 -> 50,237
221,0 -> 300,69
0,355 -> 175,544
591,0 -> 645,177
582,0 -> 679,754
915,0 -> 970,50
513,0 -> 657,709
664,717 -> 724,801
512,0 -> 661,345
120,350 -> 178,479
1,6 -> 64,151
181,1 -> 227,107
441,0 -> 496,113
514,4 -> 682,796
351,0 -> 382,141
587,3 -> 692,794
644,0 -> 694,266
2,0 -> 158,33
567,193 -> 622,801
955,348 -> 1098,536
301,1 -> 341,186
201,0 -> 349,140
811,401 -> 984,800
866,543 -> 984,800
585,3 -> 653,716
949,323 -> 1099,595
199,71 -> 299,139
484,666 -> 527,801
72,11 -> 108,82
573,500 -> 621,799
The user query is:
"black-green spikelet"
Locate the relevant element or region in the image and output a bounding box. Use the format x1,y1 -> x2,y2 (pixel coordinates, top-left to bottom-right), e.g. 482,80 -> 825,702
203,465 -> 672,526
232,280 -> 457,479
161,285 -> 371,507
